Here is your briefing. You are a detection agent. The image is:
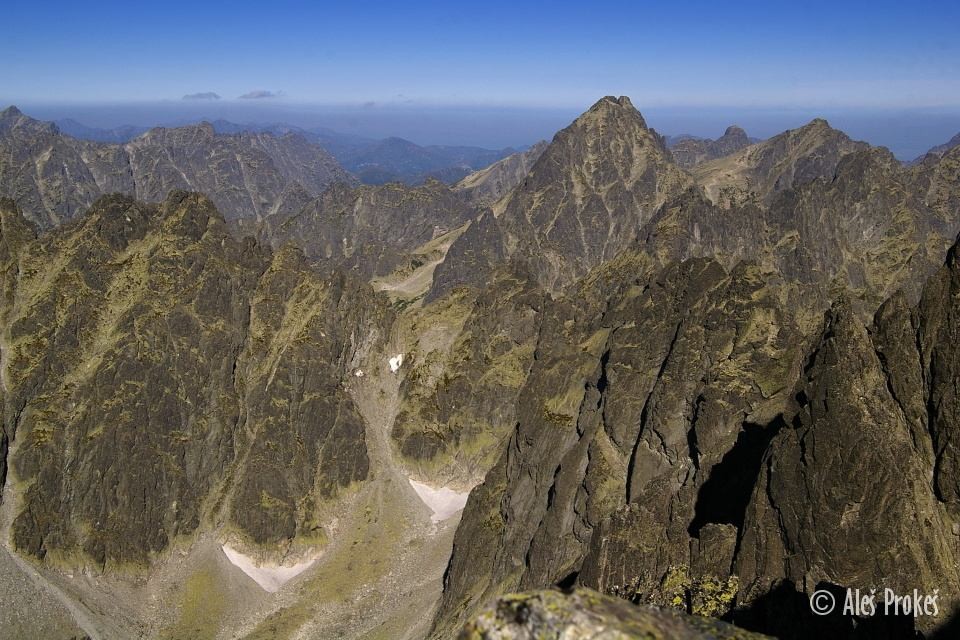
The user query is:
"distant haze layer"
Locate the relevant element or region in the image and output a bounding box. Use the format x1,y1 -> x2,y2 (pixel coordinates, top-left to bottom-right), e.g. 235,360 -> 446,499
10,101 -> 960,160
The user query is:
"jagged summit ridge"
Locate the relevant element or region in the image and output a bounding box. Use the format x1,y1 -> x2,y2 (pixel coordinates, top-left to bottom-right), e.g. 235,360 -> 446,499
692,115 -> 869,205
0,107 -> 355,228
582,95 -> 646,126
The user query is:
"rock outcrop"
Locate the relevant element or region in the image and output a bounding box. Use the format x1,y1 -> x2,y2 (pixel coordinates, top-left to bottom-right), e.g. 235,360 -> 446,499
669,125 -> 751,169
460,588 -> 772,639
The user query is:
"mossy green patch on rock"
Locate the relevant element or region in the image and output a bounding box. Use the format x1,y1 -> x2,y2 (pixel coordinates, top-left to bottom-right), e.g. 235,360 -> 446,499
458,588 -> 771,639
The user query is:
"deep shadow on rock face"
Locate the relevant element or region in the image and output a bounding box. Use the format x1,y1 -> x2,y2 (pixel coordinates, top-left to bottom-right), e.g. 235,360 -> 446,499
730,581 -> 919,640
688,416 -> 786,538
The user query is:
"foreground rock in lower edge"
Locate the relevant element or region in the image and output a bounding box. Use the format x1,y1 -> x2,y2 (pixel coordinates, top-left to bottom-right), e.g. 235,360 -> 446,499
459,588 -> 771,639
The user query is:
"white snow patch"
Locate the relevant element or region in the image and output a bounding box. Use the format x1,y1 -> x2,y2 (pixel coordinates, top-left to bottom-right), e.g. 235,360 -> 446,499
354,369 -> 364,377
221,545 -> 319,593
408,479 -> 469,522
389,353 -> 404,372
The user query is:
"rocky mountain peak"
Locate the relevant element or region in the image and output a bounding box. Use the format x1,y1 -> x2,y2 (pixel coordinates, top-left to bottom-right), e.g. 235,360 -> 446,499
453,94 -> 693,290
722,124 -> 746,137
0,105 -> 57,135
579,95 -> 648,130
0,105 -> 23,120
669,124 -> 752,169
692,115 -> 868,205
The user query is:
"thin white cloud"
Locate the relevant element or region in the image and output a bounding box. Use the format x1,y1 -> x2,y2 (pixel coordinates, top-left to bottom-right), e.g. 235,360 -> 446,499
182,92 -> 221,100
238,90 -> 283,100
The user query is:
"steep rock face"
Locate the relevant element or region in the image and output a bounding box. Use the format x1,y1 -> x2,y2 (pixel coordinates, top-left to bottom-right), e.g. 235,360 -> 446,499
733,299 -> 960,637
436,230 -> 960,639
392,264 -> 545,485
123,124 -> 355,222
670,125 -> 751,169
272,179 -> 476,278
912,145 -> 960,229
433,256 -> 806,636
692,118 -> 869,206
453,141 -> 549,206
228,248 -> 390,545
764,148 -> 954,308
0,199 -> 37,497
439,96 -> 693,293
3,193 -> 263,566
460,588 -> 772,640
0,192 -> 390,567
242,131 -> 355,196
915,240 -> 960,510
427,212 -> 508,303
0,107 -> 355,228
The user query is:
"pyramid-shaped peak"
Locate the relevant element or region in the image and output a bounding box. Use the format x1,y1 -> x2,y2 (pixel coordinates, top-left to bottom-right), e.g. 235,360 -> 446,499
1,105 -> 23,119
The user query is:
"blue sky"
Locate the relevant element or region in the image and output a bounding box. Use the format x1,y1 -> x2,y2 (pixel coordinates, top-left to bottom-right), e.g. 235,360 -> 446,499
4,0 -> 959,107
3,1 -> 960,156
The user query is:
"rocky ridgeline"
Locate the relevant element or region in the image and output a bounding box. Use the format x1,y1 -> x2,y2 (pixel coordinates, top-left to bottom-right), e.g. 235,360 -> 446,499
0,106 -> 355,229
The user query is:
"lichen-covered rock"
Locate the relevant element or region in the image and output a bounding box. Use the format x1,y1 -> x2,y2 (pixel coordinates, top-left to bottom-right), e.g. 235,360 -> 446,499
228,246 -> 391,544
432,255 -> 807,636
0,191 -> 391,568
459,588 -> 771,639
393,264 -> 544,485
734,298 -> 960,636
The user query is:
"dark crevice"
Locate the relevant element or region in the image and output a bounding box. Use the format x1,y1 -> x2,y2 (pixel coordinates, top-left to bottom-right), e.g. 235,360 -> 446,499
596,349 -> 610,396
687,394 -> 705,472
626,320 -> 684,503
688,415 -> 786,537
556,570 -> 579,591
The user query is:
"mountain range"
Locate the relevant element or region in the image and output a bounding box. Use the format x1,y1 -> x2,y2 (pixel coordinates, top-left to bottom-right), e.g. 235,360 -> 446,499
0,106 -> 355,228
55,115 -> 519,187
1,96 -> 960,639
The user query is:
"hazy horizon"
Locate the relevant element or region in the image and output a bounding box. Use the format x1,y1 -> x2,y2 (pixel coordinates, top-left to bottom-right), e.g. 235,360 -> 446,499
7,100 -> 960,160
4,0 -> 960,159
